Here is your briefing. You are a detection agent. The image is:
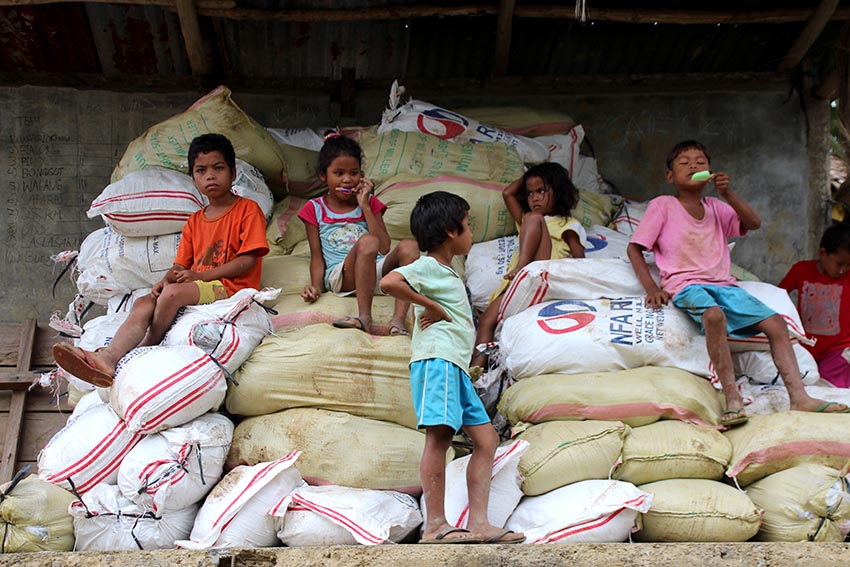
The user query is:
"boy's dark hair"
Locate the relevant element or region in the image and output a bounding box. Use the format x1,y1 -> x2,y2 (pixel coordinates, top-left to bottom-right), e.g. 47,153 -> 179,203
820,222 -> 850,254
410,191 -> 470,252
519,162 -> 579,216
188,133 -> 236,171
665,140 -> 711,171
318,130 -> 364,174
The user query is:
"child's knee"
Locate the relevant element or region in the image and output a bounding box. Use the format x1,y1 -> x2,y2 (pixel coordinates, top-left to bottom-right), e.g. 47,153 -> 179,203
702,306 -> 726,328
397,239 -> 420,261
356,234 -> 381,256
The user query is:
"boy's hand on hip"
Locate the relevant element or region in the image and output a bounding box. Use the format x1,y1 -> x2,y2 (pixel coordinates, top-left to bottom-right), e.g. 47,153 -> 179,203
419,305 -> 451,330
645,290 -> 670,310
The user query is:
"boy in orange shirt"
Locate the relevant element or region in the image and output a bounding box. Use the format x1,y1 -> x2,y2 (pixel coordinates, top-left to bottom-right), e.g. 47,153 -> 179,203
53,133 -> 269,387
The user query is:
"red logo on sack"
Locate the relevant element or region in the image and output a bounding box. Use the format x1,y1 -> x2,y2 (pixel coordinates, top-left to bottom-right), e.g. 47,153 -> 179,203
416,108 -> 469,140
536,300 -> 597,334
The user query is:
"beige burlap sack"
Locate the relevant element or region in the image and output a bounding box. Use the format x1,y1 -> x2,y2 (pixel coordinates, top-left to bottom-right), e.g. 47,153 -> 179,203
635,479 -> 762,542
112,86 -> 288,197
0,475 -> 76,552
514,420 -> 628,496
613,421 -> 732,485
746,463 -> 850,542
266,196 -> 309,257
269,293 -> 407,331
724,412 -> 850,487
498,367 -> 724,428
227,324 -> 416,428
226,408 -> 445,490
260,254 -> 312,295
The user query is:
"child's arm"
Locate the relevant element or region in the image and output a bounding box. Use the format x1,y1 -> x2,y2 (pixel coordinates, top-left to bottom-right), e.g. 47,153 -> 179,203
627,242 -> 669,308
564,230 -> 586,259
503,177 -> 525,225
714,172 -> 761,231
380,271 -> 451,329
302,222 -> 325,303
356,179 -> 391,255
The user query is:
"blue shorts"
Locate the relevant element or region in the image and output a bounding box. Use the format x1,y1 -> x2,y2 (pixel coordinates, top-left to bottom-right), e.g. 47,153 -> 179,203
673,284 -> 777,338
409,359 -> 490,433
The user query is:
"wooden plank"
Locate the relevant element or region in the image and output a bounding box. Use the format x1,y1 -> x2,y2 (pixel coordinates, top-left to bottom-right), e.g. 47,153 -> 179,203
0,387 -> 71,412
0,320 -> 36,483
779,0 -> 841,71
493,0 -> 516,77
0,411 -> 68,462
0,322 -> 61,368
175,0 -> 212,75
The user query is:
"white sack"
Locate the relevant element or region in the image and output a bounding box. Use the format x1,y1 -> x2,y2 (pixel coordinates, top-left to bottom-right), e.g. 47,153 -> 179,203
271,485 -> 422,546
118,413 -> 234,513
500,297 -> 712,379
87,167 -> 205,237
505,479 -> 652,544
109,345 -> 227,434
232,159 -> 274,221
465,236 -> 518,311
733,343 -> 820,385
70,483 -> 197,551
728,281 -> 812,352
38,402 -> 143,494
162,287 -> 278,373
178,453 -> 304,550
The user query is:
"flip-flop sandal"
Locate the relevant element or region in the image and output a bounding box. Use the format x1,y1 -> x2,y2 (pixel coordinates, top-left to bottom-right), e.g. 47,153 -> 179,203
419,527 -> 482,544
720,408 -> 749,428
388,324 -> 410,337
332,316 -> 366,331
52,343 -> 114,388
814,401 -> 850,413
482,529 -> 525,544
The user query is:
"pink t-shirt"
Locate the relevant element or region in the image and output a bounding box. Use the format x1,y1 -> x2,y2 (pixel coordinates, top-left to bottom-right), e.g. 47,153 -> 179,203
630,195 -> 745,298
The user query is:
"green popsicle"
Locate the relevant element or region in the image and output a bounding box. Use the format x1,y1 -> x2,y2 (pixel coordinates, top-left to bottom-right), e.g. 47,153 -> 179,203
691,171 -> 711,182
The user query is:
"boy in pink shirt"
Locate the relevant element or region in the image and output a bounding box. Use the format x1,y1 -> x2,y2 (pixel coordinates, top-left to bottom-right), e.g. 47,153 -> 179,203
627,140 -> 848,427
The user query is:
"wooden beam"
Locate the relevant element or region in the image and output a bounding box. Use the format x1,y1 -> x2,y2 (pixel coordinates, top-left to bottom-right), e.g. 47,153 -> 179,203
0,320 -> 36,483
493,0 -> 516,77
175,0 -> 212,75
779,0 -> 841,71
815,67 -> 839,99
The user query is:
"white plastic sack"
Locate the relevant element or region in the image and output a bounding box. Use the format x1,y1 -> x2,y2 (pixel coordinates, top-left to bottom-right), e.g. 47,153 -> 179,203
733,343 -> 820,385
465,236 -> 519,311
106,289 -> 151,315
728,281 -> 813,352
70,484 -> 197,551
271,486 -> 422,546
500,297 -> 712,380
109,345 -> 227,434
162,287 -> 278,373
76,227 -> 181,305
424,440 -> 528,531
38,402 -> 143,494
584,225 -> 635,260
232,159 -> 274,221
610,199 -> 649,235
178,453 -> 304,550
87,167 -> 205,237
61,312 -> 130,395
118,413 -> 234,514
505,479 -> 652,544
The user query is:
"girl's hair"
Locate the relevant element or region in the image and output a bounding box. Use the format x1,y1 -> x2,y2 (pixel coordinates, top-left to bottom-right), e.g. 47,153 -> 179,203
317,130 -> 364,174
410,191 -> 470,252
188,133 -> 236,171
519,162 -> 579,216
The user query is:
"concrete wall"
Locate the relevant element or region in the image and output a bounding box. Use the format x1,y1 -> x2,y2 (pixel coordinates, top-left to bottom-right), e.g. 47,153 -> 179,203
0,83 -> 828,322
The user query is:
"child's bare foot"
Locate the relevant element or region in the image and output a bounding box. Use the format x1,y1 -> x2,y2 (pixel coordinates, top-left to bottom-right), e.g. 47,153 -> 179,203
470,526 -> 525,544
52,343 -> 115,388
790,398 -> 850,413
419,526 -> 481,544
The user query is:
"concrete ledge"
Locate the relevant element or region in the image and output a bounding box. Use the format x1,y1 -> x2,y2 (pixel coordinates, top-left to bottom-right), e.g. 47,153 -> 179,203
2,543 -> 850,567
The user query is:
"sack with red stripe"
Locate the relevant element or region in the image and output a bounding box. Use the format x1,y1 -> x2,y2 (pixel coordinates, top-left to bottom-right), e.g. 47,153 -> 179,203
497,258 -> 654,324
117,413 -> 234,514
109,345 -> 228,434
270,485 -> 422,546
37,401 -> 143,494
162,288 -> 278,374
88,167 -> 206,237
75,227 -> 181,305
727,281 -> 813,352
504,479 -> 652,543
177,452 -> 304,550
70,483 -> 198,551
424,439 -> 528,531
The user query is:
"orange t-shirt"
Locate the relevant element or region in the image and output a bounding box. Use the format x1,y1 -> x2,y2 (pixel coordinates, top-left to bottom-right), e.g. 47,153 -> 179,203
174,197 -> 269,296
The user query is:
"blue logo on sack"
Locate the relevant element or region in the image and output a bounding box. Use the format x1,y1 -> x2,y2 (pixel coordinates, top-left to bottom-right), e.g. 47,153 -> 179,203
536,300 -> 597,334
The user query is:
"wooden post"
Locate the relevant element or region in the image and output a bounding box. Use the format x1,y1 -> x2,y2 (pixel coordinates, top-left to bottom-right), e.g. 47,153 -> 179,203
493,0 -> 516,77
0,320 -> 36,483
778,0 -> 841,71
175,0 -> 212,75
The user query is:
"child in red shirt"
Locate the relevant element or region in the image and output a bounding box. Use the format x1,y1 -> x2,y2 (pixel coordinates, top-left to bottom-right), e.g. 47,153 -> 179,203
779,223 -> 850,387
53,133 -> 269,387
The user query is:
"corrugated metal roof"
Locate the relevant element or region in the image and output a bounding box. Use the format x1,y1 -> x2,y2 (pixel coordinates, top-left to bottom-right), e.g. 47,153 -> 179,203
1,1 -> 848,84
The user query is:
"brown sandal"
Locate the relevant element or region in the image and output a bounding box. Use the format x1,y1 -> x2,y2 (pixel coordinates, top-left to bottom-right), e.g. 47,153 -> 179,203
53,343 -> 114,388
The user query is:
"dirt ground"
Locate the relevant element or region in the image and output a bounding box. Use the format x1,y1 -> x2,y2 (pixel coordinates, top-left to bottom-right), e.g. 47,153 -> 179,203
3,543 -> 850,567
